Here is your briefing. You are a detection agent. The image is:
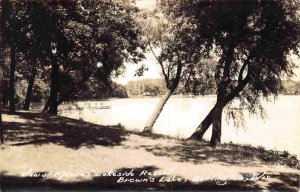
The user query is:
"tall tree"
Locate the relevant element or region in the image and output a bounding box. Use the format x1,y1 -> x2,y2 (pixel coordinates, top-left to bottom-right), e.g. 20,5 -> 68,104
44,0 -> 145,112
8,44 -> 16,113
0,39 -> 5,144
1,0 -> 17,114
23,59 -> 38,110
141,12 -> 185,132
1,0 -> 39,112
179,0 -> 300,146
0,99 -> 3,144
141,5 -> 213,133
43,2 -> 72,115
0,79 -> 5,144
18,0 -> 76,115
4,0 -> 146,116
21,4 -> 44,110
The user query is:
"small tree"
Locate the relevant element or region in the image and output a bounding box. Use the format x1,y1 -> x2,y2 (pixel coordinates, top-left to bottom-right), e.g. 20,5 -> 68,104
179,0 -> 300,146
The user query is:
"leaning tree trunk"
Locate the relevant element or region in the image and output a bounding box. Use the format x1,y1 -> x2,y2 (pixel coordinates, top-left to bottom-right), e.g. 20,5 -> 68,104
48,55 -> 59,115
188,105 -> 216,140
188,97 -> 226,143
24,59 -> 37,110
143,89 -> 174,133
210,104 -> 223,147
42,97 -> 50,113
0,100 -> 4,144
143,57 -> 183,133
8,44 -> 16,114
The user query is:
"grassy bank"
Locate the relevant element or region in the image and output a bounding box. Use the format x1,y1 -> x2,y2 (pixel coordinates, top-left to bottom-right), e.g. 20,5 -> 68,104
0,111 -> 299,191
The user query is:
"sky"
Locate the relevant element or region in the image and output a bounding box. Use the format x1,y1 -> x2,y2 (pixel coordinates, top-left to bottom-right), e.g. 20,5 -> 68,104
113,0 -> 300,85
135,0 -> 157,10
113,0 -> 161,85
113,52 -> 162,85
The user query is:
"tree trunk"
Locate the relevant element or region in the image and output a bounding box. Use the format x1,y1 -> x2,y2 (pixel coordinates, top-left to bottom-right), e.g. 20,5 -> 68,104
24,60 -> 37,110
143,89 -> 174,133
0,101 -> 4,144
57,74 -> 91,106
188,96 -> 225,144
42,72 -> 91,113
188,105 -> 216,140
48,55 -> 59,115
210,104 -> 223,147
143,58 -> 182,133
42,97 -> 50,113
8,44 -> 16,114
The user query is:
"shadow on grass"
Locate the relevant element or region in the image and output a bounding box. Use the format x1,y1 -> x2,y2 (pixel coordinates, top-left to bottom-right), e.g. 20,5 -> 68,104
140,140 -> 300,169
140,140 -> 257,167
1,112 -> 299,191
267,172 -> 300,191
2,111 -> 127,149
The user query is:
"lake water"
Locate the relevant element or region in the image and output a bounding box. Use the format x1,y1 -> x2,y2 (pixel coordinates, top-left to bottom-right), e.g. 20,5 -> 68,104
59,95 -> 300,157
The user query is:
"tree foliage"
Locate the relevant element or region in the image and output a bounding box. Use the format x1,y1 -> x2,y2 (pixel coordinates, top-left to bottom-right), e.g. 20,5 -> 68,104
177,0 -> 300,145
0,0 -> 146,114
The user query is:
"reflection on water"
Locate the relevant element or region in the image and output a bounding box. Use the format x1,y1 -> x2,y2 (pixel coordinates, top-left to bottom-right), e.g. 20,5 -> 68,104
59,95 -> 300,157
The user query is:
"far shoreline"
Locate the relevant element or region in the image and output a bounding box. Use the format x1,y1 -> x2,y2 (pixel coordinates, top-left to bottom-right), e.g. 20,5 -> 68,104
56,94 -> 300,103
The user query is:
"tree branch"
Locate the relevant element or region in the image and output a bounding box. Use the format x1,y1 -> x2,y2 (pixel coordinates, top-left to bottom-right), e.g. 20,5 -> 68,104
225,74 -> 250,104
170,51 -> 183,90
238,60 -> 249,83
148,40 -> 169,86
225,50 -> 256,104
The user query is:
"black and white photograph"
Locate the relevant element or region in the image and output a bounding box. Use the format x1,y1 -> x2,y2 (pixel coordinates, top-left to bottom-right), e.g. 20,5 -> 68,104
0,0 -> 300,191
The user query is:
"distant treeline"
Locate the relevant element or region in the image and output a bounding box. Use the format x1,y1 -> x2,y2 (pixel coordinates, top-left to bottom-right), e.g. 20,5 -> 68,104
126,79 -> 167,97
125,79 -> 300,97
68,81 -> 128,100
282,81 -> 300,95
126,78 -> 216,97
4,77 -> 298,105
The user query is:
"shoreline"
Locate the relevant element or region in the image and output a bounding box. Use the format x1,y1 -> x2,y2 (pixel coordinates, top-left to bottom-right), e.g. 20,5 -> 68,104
66,94 -> 300,101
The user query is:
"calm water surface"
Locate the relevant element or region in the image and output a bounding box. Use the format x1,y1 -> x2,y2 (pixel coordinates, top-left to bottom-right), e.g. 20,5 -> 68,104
59,95 -> 300,157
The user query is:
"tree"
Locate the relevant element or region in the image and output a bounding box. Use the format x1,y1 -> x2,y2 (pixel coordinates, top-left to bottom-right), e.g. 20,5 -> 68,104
21,2 -> 47,111
140,10 -> 186,132
141,4 -> 213,133
0,52 -> 6,145
0,79 -> 5,144
6,0 -> 83,114
1,0 -> 50,112
179,59 -> 217,96
110,83 -> 128,98
1,0 -> 18,114
179,0 -> 300,146
23,59 -> 38,110
1,0 -> 145,115
0,99 -> 3,144
37,0 -> 145,114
